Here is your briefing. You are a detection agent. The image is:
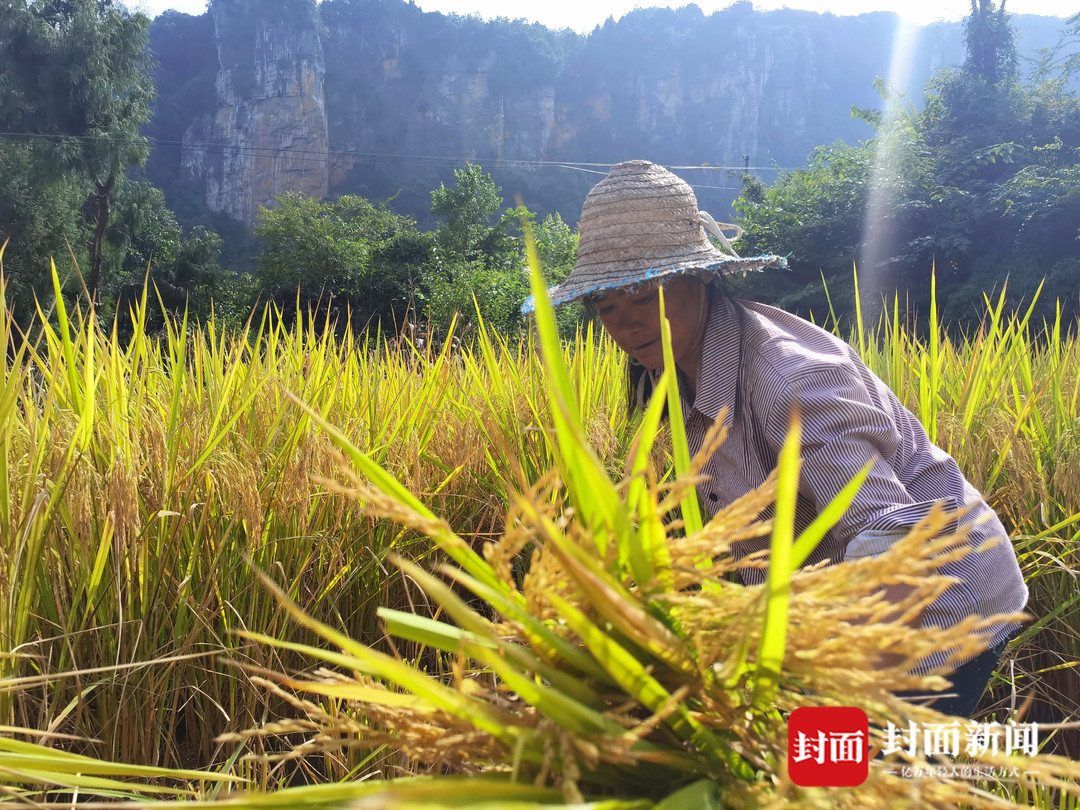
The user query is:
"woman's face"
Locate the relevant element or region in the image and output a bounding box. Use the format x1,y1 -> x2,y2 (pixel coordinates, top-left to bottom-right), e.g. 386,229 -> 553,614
593,275 -> 707,371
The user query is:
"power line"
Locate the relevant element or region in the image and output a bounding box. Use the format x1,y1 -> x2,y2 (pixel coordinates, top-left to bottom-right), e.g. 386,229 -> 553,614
0,130 -> 795,173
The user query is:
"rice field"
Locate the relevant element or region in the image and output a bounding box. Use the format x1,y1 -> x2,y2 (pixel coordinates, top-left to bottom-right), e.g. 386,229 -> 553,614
1,262 -> 1077,805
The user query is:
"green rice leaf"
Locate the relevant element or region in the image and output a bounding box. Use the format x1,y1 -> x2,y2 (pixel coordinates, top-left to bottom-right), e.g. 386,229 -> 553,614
625,367 -> 671,585
0,737 -> 239,788
48,259 -> 83,415
467,643 -> 627,737
386,559 -> 607,708
790,460 -> 872,570
0,765 -> 191,796
551,593 -> 753,781
658,288 -> 703,536
754,405 -> 801,706
243,570 -> 523,746
652,779 -> 722,810
177,776 -> 563,807
524,218 -> 631,558
524,500 -> 696,675
378,608 -> 492,652
636,464 -> 674,593
437,564 -> 613,684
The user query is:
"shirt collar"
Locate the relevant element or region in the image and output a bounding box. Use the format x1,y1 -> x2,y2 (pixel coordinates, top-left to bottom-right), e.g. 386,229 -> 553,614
689,287 -> 742,425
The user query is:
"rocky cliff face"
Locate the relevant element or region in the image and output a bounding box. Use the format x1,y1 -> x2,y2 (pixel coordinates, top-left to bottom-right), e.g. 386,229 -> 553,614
181,0 -> 329,226
314,1 -> 964,220
164,0 -> 1065,227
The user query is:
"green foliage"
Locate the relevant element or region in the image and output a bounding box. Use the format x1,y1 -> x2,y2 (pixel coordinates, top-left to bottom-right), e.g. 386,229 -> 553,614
995,138 -> 1080,245
1053,11 -> 1080,82
732,2 -> 1080,331
423,164 -> 530,336
0,140 -> 89,326
107,180 -> 184,278
0,0 -> 156,298
106,179 -> 236,331
170,227 -> 236,316
734,142 -> 871,267
111,197 -> 237,332
963,0 -> 1017,84
730,143 -> 871,319
0,0 -> 175,329
254,192 -> 426,332
430,164 -> 507,262
244,171 -> 578,340
533,211 -> 578,284
534,212 -> 584,338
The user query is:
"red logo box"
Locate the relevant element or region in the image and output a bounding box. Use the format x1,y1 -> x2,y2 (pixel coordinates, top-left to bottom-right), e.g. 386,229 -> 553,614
788,706 -> 869,787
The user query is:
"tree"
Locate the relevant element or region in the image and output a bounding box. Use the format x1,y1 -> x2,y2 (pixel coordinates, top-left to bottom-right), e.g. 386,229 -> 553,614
107,179 -> 233,330
430,163 -> 509,270
0,0 -> 156,301
107,180 -> 182,280
0,139 -> 89,325
533,212 -> 577,285
734,142 -> 871,265
532,212 -> 584,338
964,0 -> 1017,85
732,0 -> 1080,329
254,193 -> 425,332
1052,12 -> 1080,83
424,164 -> 530,335
919,2 -> 1080,322
919,0 -> 1024,200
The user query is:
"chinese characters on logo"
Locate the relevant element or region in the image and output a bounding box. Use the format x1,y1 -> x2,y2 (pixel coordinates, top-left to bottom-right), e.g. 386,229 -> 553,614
882,720 -> 1040,758
787,708 -> 1040,787
788,707 -> 869,787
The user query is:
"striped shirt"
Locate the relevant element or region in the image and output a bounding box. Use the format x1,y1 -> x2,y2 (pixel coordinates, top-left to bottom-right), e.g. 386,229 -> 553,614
676,289 -> 1027,666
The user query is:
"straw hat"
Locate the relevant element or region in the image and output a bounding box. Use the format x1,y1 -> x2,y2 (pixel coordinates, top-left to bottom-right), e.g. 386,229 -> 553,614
524,160 -> 785,312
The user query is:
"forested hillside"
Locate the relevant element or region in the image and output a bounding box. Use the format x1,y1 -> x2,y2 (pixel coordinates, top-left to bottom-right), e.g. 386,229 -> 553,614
146,0 -> 1068,232
731,3 -> 1080,329
2,0 -> 1077,334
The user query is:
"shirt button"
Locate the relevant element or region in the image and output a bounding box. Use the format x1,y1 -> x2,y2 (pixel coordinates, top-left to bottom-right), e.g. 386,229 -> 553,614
708,493 -> 719,502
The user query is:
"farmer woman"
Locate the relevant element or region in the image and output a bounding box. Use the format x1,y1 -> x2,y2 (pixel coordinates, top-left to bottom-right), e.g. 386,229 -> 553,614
533,160 -> 1027,717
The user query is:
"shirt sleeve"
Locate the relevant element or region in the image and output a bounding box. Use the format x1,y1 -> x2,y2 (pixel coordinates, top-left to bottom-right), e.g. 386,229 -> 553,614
760,362 -> 957,557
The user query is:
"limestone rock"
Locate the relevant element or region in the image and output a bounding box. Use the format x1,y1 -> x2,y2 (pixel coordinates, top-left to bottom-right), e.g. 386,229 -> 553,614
182,0 -> 330,227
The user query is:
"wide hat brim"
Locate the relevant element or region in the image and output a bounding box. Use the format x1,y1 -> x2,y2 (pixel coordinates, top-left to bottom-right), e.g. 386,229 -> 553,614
521,160 -> 786,314
523,253 -> 786,313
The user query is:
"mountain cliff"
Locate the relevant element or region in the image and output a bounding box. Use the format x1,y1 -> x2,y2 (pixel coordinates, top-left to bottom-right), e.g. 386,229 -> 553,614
178,0 -> 330,225
146,0 -> 1068,230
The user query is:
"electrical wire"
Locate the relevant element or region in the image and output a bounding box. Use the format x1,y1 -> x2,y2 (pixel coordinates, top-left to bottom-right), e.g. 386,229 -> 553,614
0,130 -> 793,174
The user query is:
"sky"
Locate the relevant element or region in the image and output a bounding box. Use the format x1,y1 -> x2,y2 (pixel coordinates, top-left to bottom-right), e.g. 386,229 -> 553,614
125,0 -> 1077,34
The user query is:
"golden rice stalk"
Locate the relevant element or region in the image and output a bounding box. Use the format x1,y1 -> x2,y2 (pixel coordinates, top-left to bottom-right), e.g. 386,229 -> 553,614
221,245 -> 1080,808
